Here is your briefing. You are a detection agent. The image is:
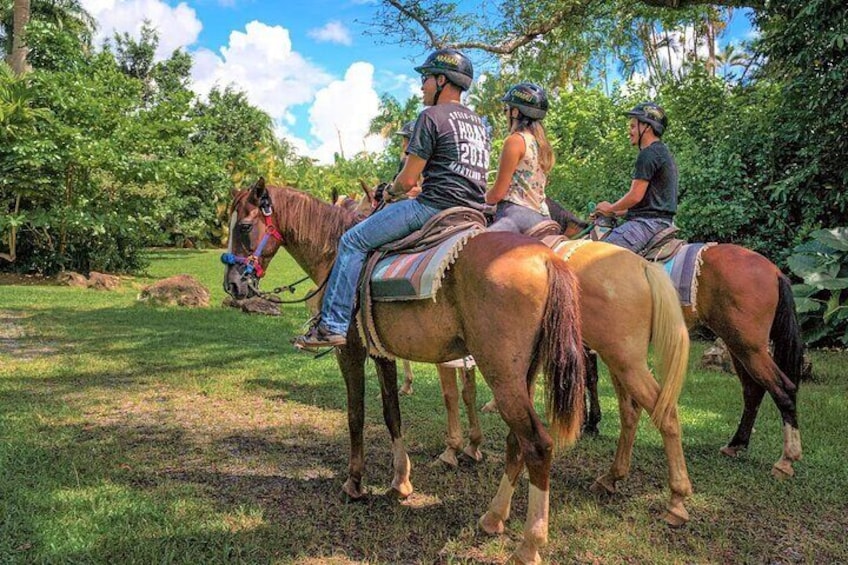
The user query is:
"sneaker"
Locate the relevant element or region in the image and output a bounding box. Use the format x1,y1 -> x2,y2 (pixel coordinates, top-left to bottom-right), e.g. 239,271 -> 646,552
292,323 -> 347,349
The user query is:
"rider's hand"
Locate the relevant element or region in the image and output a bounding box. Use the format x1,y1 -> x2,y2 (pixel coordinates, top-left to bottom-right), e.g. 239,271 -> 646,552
594,201 -> 615,217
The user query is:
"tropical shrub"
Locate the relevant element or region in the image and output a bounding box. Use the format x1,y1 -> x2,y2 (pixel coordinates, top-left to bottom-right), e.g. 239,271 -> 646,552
787,228 -> 848,346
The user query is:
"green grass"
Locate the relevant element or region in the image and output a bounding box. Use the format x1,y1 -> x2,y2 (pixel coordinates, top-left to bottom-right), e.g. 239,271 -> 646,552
1,248 -> 847,564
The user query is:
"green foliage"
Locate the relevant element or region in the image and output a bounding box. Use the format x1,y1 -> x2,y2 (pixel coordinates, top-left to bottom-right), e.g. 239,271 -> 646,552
788,228 -> 848,346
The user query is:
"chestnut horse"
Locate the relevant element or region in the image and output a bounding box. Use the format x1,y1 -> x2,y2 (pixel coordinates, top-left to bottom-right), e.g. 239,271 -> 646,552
224,178 -> 586,564
547,198 -> 805,478
332,185 -> 483,464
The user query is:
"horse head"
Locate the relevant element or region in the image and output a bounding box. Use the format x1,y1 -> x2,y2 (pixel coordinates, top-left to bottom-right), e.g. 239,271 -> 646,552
545,197 -> 589,238
222,177 -> 285,299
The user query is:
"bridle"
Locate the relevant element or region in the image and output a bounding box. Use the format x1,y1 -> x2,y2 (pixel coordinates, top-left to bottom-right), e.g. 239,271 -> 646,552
221,192 -> 328,304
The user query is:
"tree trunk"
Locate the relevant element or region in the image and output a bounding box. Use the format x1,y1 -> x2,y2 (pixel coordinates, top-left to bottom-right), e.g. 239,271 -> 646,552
7,0 -> 32,74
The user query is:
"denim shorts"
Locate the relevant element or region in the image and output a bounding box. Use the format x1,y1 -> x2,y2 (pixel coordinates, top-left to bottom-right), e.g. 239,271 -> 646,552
604,217 -> 673,254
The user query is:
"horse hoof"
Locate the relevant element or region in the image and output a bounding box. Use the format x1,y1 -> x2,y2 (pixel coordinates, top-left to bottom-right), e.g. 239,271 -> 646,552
342,478 -> 365,500
719,444 -> 744,458
478,511 -> 505,535
461,445 -> 483,463
436,449 -> 459,468
390,479 -> 414,499
771,459 -> 795,480
589,476 -> 617,496
662,507 -> 689,528
507,547 -> 542,565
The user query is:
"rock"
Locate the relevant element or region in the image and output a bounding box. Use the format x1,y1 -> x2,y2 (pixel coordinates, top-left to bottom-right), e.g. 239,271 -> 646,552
138,275 -> 210,307
87,271 -> 121,291
222,296 -> 280,316
57,271 -> 89,288
700,338 -> 734,373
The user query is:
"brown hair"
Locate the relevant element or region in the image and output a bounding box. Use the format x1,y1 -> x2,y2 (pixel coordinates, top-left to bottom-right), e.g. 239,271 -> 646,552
512,116 -> 555,174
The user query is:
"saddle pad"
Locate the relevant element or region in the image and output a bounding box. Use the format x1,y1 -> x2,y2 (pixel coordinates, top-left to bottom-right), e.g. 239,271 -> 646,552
370,229 -> 478,301
662,243 -> 714,306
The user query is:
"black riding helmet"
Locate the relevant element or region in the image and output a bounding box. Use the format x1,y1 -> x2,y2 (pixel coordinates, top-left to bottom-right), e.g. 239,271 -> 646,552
414,48 -> 474,91
625,102 -> 668,137
501,82 -> 549,120
395,120 -> 416,139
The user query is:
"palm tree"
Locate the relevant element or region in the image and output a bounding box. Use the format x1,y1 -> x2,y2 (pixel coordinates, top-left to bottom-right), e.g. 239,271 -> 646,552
5,0 -> 31,74
1,0 -> 96,61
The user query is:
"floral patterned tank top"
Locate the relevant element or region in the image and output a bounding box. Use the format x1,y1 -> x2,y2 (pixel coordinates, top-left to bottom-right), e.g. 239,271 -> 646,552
504,131 -> 549,215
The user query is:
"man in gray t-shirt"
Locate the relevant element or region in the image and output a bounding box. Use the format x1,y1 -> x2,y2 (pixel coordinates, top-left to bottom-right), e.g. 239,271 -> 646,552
593,101 -> 678,254
294,48 -> 488,349
404,103 -> 489,211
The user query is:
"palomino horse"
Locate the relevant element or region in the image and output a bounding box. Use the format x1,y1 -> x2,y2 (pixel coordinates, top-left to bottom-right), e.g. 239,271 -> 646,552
225,178 -> 587,564
548,198 -> 805,478
335,189 -> 695,524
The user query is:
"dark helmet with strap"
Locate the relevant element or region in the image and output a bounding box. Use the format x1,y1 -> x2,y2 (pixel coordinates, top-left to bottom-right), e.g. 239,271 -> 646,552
395,120 -> 416,139
501,82 -> 549,120
414,48 -> 474,91
625,101 -> 668,136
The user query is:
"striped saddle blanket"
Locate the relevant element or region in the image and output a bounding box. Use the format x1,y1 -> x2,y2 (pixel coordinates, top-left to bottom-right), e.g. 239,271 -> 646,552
369,228 -> 482,301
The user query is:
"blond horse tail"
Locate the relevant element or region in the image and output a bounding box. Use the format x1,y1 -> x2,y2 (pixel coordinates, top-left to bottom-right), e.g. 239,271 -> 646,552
537,258 -> 586,449
645,262 -> 690,428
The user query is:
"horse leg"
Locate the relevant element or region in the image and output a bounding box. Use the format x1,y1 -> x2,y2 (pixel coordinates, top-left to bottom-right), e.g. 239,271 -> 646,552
335,341 -> 369,499
436,364 -> 463,467
480,386 -> 553,565
720,357 -> 766,458
593,369 -> 692,526
725,347 -> 802,478
583,349 -> 601,435
590,374 -> 639,496
459,366 -> 483,462
373,356 -> 413,497
400,359 -> 415,395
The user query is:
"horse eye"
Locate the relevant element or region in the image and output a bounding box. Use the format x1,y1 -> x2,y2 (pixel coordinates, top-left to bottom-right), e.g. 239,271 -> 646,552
238,223 -> 253,233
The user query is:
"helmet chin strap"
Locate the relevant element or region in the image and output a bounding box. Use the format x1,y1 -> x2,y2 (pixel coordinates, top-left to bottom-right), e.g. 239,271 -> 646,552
637,122 -> 648,148
433,75 -> 444,104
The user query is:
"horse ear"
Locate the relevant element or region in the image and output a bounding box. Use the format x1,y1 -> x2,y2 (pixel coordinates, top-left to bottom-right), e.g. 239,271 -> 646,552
359,179 -> 376,204
331,187 -> 340,205
250,177 -> 267,201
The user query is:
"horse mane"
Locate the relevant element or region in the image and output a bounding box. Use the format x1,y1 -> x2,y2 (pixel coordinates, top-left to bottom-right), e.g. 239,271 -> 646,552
268,185 -> 359,258
546,197 -> 588,230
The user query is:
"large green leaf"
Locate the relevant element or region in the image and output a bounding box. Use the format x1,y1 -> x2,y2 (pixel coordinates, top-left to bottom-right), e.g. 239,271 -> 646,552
787,253 -> 828,278
811,228 -> 848,251
794,296 -> 823,313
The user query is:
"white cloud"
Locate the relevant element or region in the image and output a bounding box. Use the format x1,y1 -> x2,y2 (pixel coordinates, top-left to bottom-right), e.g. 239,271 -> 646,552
305,62 -> 385,163
80,0 -> 202,60
307,21 -> 353,46
189,21 -> 333,121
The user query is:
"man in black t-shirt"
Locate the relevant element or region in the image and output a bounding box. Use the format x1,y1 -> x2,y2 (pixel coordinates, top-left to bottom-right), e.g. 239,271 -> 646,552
294,48 -> 490,349
593,102 -> 678,254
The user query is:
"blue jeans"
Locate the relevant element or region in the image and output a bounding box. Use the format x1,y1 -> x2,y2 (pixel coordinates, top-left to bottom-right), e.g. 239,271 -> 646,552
320,198 -> 441,335
487,201 -> 548,233
604,217 -> 673,254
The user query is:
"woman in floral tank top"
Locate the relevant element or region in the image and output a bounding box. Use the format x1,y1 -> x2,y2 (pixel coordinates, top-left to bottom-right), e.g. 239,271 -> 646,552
486,83 -> 555,233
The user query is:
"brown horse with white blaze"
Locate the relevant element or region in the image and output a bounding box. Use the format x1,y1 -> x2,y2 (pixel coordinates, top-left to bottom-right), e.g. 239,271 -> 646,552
224,178 -> 585,564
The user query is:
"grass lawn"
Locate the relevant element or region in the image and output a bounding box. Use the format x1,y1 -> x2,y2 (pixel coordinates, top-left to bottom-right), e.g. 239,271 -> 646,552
1,248 -> 847,564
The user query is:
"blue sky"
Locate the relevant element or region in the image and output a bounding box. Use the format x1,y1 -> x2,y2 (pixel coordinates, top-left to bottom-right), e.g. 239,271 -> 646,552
78,1 -> 755,164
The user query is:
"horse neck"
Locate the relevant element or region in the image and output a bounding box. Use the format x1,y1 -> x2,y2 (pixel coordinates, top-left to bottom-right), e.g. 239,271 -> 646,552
545,198 -> 588,236
269,186 -> 357,283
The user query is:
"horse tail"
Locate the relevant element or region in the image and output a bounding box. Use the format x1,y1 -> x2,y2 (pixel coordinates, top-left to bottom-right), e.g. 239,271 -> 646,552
771,273 -> 804,388
537,257 -> 586,449
644,262 -> 690,429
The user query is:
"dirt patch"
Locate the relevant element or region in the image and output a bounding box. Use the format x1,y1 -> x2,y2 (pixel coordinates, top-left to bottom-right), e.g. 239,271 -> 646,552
0,310 -> 57,360
0,273 -> 58,286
